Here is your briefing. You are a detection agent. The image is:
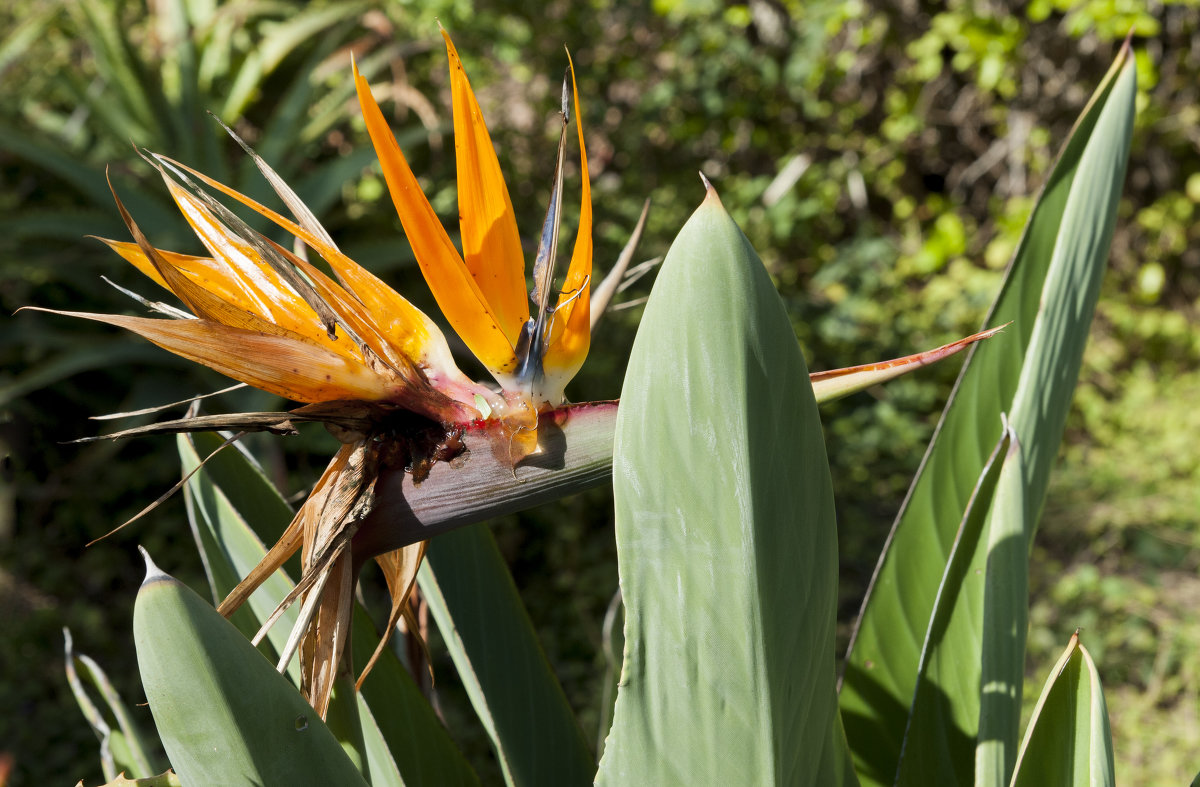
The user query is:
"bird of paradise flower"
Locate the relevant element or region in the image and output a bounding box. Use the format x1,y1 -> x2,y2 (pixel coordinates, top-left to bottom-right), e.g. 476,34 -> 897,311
27,31 -> 597,716
29,30 -> 1004,717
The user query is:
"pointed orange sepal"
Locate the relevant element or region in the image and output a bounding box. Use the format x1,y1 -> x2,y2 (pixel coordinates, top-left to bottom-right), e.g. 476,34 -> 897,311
443,30 -> 528,346
159,156 -> 467,386
353,59 -> 520,381
33,308 -> 396,404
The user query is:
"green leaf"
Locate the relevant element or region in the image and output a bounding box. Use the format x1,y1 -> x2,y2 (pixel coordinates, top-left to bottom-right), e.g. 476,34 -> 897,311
324,669 -> 368,777
221,3 -> 369,120
0,340 -> 166,408
133,549 -> 368,786
419,525 -> 595,787
1011,634 -> 1114,787
356,695 -> 407,787
0,124 -> 179,231
179,432 -> 300,680
891,426 -> 1027,786
68,0 -> 162,140
974,432 -> 1029,787
840,46 -> 1137,786
0,4 -> 55,76
64,629 -> 160,781
86,772 -> 183,787
596,187 -> 853,785
351,611 -> 480,787
594,589 -> 624,760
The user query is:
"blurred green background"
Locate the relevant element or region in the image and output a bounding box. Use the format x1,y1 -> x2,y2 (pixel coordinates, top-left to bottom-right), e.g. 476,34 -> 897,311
2,0 -> 1197,784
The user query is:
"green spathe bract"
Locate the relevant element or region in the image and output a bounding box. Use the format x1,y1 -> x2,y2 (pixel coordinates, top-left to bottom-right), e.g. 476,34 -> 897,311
597,186 -> 853,785
132,548 -> 367,786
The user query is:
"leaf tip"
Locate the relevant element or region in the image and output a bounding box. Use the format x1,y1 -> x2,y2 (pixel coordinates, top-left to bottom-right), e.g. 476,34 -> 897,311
1119,28 -> 1135,57
138,546 -> 171,588
698,171 -> 726,213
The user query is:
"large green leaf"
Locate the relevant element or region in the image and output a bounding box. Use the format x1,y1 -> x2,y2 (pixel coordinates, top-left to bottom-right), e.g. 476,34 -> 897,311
418,525 -> 595,786
974,432 -> 1030,787
133,549 -> 368,786
1010,634 -> 1114,787
595,187 -> 853,785
840,46 -> 1136,786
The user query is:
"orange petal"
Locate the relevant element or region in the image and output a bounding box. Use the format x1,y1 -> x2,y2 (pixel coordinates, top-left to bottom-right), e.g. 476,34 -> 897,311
155,166 -> 448,383
353,59 -> 520,379
540,51 -> 593,399
162,181 -> 324,331
34,308 -> 394,403
443,30 -> 529,346
158,157 -> 467,385
100,234 -> 263,305
102,235 -> 372,367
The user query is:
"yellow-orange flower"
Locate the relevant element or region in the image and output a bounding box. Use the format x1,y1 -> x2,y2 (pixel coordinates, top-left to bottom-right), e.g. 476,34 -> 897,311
355,32 -> 593,415
32,31 -> 592,717
40,30 -> 591,456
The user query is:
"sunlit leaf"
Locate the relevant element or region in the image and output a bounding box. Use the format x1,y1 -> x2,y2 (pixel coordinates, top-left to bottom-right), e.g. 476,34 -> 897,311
596,186 -> 855,785
840,46 -> 1136,786
133,549 -> 367,785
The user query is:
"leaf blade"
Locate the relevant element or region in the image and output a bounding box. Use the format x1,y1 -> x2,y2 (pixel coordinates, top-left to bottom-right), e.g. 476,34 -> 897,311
133,550 -> 368,786
419,525 -> 595,787
840,47 -> 1136,785
596,187 -> 851,785
1011,634 -> 1114,787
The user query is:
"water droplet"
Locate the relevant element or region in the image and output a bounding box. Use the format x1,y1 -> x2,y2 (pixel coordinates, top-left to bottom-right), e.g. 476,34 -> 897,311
295,716 -> 308,731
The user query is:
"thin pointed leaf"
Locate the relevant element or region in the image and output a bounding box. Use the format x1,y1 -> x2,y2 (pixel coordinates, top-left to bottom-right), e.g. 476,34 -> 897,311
418,525 -> 595,787
1011,634 -> 1114,787
133,549 -> 367,785
68,0 -> 161,138
0,340 -> 166,409
810,324 -> 1007,403
0,125 -> 178,231
590,199 -> 651,330
64,629 -> 160,780
221,4 -> 369,120
840,47 -> 1136,786
596,187 -> 854,785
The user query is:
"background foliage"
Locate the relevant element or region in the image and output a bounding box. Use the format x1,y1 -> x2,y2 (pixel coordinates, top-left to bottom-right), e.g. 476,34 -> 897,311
2,1 -> 1197,784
